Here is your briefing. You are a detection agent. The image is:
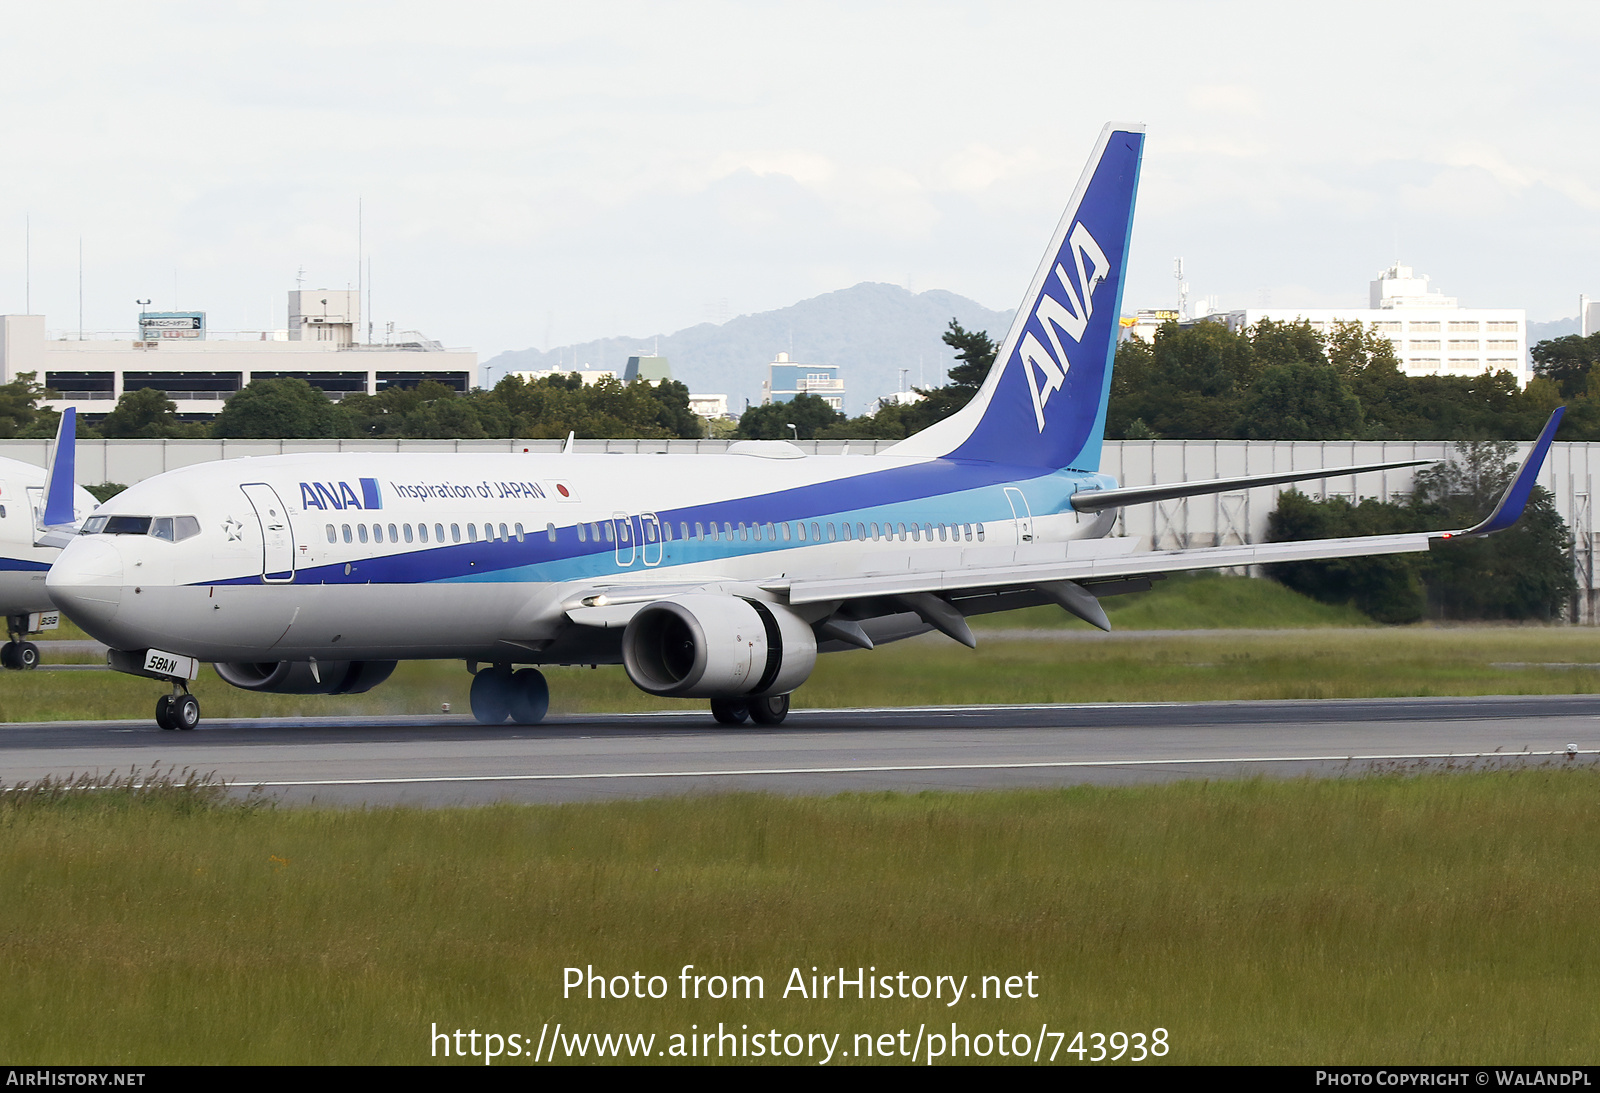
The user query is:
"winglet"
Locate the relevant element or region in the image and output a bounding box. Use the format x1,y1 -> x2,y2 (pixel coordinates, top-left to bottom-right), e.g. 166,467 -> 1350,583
1436,406 -> 1564,541
41,407 -> 77,527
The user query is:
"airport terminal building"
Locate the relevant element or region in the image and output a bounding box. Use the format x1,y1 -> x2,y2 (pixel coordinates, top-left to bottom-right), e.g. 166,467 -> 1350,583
0,289 -> 476,419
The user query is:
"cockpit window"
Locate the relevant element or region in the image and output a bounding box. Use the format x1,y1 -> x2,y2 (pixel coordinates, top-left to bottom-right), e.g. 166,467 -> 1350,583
91,515 -> 152,535
81,514 -> 200,540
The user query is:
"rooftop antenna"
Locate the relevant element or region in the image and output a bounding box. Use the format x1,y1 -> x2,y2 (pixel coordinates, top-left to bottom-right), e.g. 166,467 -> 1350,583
357,197 -> 363,344
296,266 -> 306,290
1174,257 -> 1189,321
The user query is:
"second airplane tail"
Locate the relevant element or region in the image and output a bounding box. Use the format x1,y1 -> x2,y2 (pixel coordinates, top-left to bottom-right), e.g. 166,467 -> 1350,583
887,122 -> 1144,472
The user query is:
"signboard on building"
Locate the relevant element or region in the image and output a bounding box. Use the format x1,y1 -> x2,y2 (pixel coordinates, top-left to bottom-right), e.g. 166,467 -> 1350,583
139,312 -> 206,340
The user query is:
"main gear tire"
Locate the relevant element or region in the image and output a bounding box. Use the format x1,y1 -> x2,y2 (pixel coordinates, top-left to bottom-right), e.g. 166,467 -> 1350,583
747,693 -> 791,726
508,668 -> 550,725
710,698 -> 750,725
470,666 -> 515,725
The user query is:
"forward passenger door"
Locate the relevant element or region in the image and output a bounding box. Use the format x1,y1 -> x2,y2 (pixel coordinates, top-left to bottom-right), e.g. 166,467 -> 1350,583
241,483 -> 296,583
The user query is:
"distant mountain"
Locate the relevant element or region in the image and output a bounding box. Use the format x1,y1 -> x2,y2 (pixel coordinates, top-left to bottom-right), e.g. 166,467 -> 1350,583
483,283 -> 1014,416
1529,317 -> 1578,344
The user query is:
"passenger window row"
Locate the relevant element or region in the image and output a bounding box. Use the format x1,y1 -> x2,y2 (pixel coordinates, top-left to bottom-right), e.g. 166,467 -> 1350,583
322,517 -> 988,549
324,521 -> 556,546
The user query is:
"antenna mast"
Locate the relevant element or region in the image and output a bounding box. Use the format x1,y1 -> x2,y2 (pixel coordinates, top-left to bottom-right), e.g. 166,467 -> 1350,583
357,197 -> 363,344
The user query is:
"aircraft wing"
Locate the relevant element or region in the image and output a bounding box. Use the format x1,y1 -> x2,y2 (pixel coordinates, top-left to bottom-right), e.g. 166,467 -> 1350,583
1068,457 -> 1437,513
779,529 -> 1433,605
564,408 -> 1565,642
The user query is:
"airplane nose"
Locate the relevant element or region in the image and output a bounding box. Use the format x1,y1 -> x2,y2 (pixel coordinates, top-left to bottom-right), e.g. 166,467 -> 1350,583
46,537 -> 124,636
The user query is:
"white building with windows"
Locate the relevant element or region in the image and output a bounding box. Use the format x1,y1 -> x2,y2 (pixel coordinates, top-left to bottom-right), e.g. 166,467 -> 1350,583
1206,263 -> 1529,386
0,289 -> 476,418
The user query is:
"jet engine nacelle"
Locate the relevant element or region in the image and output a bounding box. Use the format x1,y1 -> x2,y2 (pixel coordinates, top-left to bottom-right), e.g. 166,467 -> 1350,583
621,594 -> 817,699
213,659 -> 397,695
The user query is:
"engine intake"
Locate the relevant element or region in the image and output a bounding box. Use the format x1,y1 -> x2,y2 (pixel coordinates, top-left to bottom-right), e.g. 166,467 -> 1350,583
213,659 -> 397,695
621,595 -> 816,699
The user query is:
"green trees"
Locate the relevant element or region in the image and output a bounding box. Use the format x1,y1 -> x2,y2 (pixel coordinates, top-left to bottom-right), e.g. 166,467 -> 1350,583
98,388 -> 209,439
0,374 -> 62,439
735,393 -> 843,440
1103,318 -> 1588,443
201,373 -> 708,441
1267,441 -> 1575,623
1531,333 -> 1600,398
213,378 -> 344,439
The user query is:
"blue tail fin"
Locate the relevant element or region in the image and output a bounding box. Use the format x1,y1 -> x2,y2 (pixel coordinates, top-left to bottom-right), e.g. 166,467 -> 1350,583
42,406 -> 77,527
888,123 -> 1144,471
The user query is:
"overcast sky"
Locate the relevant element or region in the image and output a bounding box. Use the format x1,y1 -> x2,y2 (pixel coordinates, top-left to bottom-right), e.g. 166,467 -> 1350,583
1,1 -> 1596,362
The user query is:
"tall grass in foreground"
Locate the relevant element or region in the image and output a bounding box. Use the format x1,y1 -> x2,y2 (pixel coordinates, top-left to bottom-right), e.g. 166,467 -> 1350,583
2,768 -> 1598,1064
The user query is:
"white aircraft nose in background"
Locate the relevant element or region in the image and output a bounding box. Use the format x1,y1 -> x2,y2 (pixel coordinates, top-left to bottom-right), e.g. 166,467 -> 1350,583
41,535 -> 123,632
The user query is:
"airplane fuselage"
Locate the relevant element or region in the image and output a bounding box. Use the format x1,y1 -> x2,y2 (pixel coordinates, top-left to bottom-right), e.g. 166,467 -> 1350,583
51,449 -> 1119,664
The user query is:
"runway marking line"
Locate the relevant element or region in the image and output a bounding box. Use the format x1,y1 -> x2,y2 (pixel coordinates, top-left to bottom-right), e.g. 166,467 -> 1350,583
247,749 -> 1598,788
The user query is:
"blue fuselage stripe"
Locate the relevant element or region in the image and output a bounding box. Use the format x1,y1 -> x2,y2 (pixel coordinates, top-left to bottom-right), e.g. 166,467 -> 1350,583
198,459 -> 1107,587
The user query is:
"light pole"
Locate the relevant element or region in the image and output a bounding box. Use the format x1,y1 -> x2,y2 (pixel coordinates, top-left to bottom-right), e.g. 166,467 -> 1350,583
786,423 -> 798,441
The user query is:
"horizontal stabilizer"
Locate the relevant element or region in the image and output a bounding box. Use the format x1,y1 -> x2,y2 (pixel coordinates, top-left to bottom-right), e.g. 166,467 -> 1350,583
1070,457 -> 1437,513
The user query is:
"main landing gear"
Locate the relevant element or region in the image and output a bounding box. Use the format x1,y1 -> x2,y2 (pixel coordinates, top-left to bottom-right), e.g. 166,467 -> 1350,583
468,665 -> 550,725
711,693 -> 790,726
155,685 -> 200,731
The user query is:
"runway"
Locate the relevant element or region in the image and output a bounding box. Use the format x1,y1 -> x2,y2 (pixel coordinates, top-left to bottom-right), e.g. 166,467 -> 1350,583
3,694 -> 1598,805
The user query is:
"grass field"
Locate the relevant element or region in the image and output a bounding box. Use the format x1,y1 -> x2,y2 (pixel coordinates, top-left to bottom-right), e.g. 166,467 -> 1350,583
2,768 -> 1597,1065
9,577 -> 1599,1065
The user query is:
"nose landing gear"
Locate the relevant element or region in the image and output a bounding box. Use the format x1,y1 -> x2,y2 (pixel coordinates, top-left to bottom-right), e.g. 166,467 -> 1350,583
155,687 -> 200,731
0,641 -> 39,670
2,614 -> 48,671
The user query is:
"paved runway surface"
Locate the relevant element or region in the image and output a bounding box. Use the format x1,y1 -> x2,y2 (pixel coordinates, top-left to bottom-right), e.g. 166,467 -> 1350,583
3,694 -> 1598,805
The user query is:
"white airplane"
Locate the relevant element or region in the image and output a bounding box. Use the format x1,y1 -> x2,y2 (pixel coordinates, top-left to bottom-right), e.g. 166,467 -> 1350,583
45,124 -> 1563,731
0,408 -> 98,669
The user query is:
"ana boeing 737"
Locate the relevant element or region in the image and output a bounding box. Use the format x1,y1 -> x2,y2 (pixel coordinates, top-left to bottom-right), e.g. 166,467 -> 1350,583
45,124 -> 1563,730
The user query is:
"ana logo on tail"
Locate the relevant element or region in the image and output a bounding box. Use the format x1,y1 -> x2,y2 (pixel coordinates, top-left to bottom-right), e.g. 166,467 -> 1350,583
1020,222 -> 1110,431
